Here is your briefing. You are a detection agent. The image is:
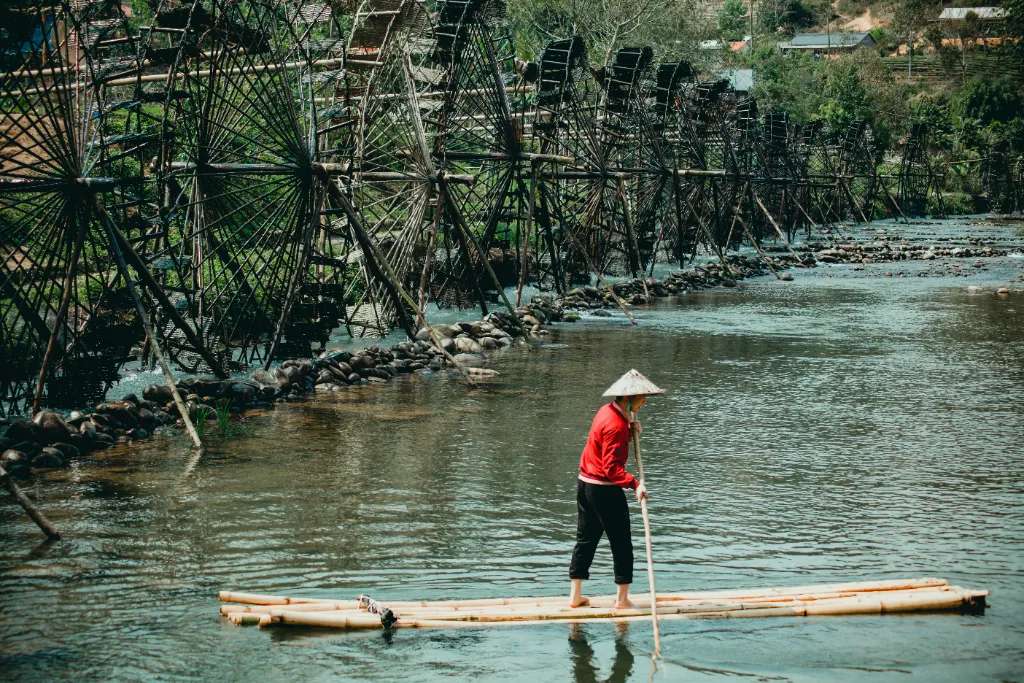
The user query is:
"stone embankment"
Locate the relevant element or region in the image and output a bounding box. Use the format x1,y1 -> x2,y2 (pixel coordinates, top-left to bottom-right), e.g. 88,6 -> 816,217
806,241 -> 1007,265
1,241 -> 1013,476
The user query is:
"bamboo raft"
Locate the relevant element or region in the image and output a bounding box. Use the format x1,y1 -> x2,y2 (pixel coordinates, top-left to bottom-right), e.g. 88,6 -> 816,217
218,577 -> 987,630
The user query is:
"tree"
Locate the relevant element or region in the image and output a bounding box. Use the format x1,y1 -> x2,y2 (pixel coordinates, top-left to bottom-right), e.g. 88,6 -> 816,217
953,76 -> 1024,126
757,0 -> 819,34
508,0 -> 708,65
891,0 -> 942,77
749,46 -> 824,123
718,0 -> 748,41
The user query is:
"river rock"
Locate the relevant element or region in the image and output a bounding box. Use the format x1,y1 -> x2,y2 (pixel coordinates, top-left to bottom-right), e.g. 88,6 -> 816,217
5,419 -> 41,445
452,353 -> 486,367
91,432 -> 115,449
136,408 -> 158,431
347,372 -> 361,384
143,384 -> 173,405
996,287 -> 1010,295
415,327 -> 432,341
779,272 -> 794,281
348,354 -> 371,370
228,382 -> 258,405
323,349 -> 353,364
454,336 -> 482,354
1,449 -> 29,475
50,442 -> 80,460
32,447 -> 65,469
478,336 -> 498,351
33,411 -> 72,444
95,401 -> 140,429
180,377 -> 223,398
10,439 -> 40,458
471,321 -> 495,336
79,420 -> 97,440
316,369 -> 335,385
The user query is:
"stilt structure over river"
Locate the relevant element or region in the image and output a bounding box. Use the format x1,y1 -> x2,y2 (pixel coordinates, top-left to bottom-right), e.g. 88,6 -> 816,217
2,0 -> 1021,417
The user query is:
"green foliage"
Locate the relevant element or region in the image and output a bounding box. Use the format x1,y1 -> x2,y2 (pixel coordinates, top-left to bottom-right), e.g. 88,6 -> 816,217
757,0 -> 819,34
193,405 -> 211,438
817,59 -> 871,132
506,0 -> 710,65
718,0 -> 748,40
952,76 -> 1024,126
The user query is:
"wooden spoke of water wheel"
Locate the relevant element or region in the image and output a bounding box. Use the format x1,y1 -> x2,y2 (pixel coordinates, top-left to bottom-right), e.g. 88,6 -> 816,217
149,0 -> 354,368
422,0 -> 531,315
0,0 -> 223,416
345,0 -> 438,336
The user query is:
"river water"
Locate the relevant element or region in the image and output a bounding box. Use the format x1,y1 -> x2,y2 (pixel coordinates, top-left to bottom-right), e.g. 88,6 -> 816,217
2,218 -> 1022,682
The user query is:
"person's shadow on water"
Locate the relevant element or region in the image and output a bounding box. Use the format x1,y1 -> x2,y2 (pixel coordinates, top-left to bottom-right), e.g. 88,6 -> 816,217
569,623 -> 635,683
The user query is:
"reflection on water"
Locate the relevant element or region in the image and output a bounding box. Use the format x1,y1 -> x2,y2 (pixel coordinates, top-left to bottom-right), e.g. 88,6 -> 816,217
1,218 -> 1023,682
570,624 -> 635,683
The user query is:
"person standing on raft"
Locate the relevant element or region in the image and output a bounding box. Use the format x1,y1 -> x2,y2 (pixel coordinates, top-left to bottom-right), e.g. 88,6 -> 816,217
569,370 -> 664,609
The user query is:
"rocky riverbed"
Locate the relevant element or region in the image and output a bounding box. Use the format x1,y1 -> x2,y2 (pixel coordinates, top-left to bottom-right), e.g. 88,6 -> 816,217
2,222 -> 1020,477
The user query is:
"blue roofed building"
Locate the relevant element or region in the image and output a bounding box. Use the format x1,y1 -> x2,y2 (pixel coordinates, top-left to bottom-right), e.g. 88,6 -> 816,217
779,32 -> 876,56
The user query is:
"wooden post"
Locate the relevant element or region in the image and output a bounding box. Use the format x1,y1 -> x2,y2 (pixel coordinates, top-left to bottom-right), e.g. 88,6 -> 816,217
100,209 -> 204,449
628,407 -> 660,658
323,180 -> 477,382
438,176 -> 519,318
751,186 -> 801,259
516,163 -> 538,307
1,465 -> 61,540
108,221 -> 228,378
31,218 -> 86,413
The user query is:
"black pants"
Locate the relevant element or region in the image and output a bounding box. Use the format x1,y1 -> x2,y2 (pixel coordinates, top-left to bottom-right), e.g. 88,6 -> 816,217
569,480 -> 633,585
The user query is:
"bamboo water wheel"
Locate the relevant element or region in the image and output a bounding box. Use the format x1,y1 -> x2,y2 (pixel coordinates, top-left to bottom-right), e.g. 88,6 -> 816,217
0,1 -> 199,413
1,0 -> 973,417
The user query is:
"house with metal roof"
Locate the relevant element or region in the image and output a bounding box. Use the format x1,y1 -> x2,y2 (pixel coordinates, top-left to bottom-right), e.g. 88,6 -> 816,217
779,32 -> 876,55
718,68 -> 754,93
937,7 -> 1008,21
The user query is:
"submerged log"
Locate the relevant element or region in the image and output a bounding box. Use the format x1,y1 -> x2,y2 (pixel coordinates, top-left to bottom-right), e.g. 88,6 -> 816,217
0,465 -> 61,540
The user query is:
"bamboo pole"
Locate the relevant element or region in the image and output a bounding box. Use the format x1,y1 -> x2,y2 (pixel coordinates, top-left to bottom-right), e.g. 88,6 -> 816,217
99,209 -> 204,450
31,219 -> 86,414
218,578 -> 954,610
221,586 -> 987,629
0,465 -> 61,540
629,405 -> 660,658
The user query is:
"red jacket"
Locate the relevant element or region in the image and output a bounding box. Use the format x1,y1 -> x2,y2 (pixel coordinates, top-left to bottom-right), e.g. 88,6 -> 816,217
578,402 -> 638,489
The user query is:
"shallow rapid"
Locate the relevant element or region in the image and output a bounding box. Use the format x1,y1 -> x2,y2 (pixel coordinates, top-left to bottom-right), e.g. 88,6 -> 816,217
2,217 -> 1022,682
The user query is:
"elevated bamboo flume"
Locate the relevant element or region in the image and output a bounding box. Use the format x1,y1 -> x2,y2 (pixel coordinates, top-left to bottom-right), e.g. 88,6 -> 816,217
218,578 -> 988,630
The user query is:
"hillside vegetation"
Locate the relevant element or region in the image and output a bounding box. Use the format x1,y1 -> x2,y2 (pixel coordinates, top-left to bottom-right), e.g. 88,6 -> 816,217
506,0 -> 1024,213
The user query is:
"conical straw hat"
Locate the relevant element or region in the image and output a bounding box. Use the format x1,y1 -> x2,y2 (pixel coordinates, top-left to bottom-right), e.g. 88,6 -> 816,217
602,369 -> 665,397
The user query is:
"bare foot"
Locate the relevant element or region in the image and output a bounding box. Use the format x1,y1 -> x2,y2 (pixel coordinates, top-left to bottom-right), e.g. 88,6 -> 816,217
568,596 -> 591,608
613,599 -> 636,610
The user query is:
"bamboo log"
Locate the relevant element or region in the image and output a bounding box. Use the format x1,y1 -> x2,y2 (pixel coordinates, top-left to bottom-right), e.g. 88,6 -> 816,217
0,465 -> 61,540
218,578 -> 953,610
219,585 -> 988,630
628,407 -> 660,657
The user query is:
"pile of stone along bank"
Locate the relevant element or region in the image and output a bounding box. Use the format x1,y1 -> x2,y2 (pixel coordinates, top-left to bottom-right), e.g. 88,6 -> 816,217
0,253 -> 802,476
